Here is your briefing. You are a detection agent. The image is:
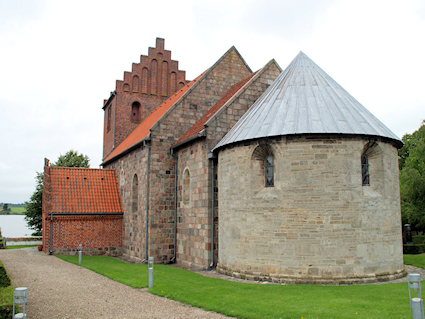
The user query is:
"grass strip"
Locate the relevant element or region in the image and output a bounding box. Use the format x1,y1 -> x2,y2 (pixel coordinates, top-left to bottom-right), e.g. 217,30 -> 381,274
58,255 -> 413,318
404,254 -> 425,269
5,245 -> 38,250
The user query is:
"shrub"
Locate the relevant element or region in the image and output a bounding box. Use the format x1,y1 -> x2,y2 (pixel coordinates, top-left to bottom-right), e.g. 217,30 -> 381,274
403,244 -> 425,254
413,236 -> 425,244
0,264 -> 10,289
0,261 -> 13,318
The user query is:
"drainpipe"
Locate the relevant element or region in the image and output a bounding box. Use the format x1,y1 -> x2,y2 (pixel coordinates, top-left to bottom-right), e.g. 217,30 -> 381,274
49,214 -> 53,255
208,151 -> 217,267
171,149 -> 178,263
141,134 -> 151,263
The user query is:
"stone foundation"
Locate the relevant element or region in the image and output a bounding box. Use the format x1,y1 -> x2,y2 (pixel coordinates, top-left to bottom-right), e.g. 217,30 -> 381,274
217,265 -> 407,285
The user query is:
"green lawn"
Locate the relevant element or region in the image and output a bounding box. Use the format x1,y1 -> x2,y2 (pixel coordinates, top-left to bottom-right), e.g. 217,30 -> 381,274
57,255 -> 418,319
10,207 -> 26,214
5,245 -> 38,250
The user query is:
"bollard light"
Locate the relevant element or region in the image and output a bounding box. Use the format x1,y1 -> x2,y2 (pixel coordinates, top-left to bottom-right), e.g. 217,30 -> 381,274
78,244 -> 82,264
148,257 -> 154,288
409,273 -> 424,319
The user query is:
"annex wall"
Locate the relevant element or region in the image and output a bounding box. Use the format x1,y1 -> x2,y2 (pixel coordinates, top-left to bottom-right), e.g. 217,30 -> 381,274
217,135 -> 405,284
45,215 -> 123,256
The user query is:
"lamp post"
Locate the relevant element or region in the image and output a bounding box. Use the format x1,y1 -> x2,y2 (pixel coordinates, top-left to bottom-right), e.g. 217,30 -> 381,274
409,273 -> 424,319
78,244 -> 82,264
148,257 -> 154,288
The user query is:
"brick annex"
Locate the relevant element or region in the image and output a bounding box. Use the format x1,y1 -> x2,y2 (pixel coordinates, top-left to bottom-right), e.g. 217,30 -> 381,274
42,38 -> 405,284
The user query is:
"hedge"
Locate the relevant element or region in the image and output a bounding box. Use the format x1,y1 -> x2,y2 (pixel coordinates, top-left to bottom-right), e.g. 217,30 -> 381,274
413,236 -> 425,244
403,244 -> 425,254
0,261 -> 13,318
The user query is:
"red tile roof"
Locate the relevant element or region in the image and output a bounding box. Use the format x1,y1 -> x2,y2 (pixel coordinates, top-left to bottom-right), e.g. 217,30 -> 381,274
103,72 -> 205,164
173,73 -> 256,147
49,167 -> 123,213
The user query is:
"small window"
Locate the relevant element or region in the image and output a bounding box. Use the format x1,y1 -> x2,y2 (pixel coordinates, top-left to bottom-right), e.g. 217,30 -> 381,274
131,102 -> 140,122
265,155 -> 274,187
132,174 -> 138,213
362,154 -> 370,186
107,106 -> 111,132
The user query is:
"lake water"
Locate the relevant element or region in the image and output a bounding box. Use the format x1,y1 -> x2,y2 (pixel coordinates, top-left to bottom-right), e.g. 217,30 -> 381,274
0,215 -> 34,237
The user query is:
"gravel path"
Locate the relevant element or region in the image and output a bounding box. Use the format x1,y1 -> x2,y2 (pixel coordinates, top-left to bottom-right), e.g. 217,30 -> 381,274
0,248 -> 233,319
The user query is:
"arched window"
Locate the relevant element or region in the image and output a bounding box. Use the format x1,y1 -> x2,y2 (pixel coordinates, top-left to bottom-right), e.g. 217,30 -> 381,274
131,102 -> 140,122
361,154 -> 370,186
265,155 -> 274,187
251,143 -> 275,192
132,174 -> 138,213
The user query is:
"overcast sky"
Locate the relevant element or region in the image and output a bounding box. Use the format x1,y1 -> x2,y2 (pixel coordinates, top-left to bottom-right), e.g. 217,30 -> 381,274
1,0 -> 424,204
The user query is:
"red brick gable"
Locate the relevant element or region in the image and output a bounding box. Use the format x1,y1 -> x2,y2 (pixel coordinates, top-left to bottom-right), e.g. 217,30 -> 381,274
49,167 -> 123,213
102,72 -> 205,165
173,73 -> 256,147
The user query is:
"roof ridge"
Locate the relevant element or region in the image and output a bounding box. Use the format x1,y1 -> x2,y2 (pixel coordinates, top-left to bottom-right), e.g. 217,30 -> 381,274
204,59 -> 280,127
149,46 -> 252,133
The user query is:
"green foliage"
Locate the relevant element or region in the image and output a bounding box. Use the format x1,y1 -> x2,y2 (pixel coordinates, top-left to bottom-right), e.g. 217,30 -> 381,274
399,120 -> 425,230
24,172 -> 43,236
58,255 -> 412,318
24,150 -> 91,236
53,149 -> 90,168
0,261 -> 13,318
0,263 -> 10,288
403,244 -> 425,254
0,285 -> 14,319
413,235 -> 425,244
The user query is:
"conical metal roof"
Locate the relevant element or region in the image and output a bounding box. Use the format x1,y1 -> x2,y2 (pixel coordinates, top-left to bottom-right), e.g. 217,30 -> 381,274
213,52 -> 402,151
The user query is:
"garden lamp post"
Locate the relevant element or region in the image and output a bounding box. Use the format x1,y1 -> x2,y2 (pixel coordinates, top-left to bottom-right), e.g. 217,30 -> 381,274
409,273 -> 424,319
148,257 -> 154,288
78,244 -> 82,264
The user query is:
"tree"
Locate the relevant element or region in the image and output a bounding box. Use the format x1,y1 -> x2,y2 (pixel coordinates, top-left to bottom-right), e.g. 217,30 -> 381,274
25,173 -> 43,236
53,149 -> 90,168
25,150 -> 91,236
399,120 -> 425,230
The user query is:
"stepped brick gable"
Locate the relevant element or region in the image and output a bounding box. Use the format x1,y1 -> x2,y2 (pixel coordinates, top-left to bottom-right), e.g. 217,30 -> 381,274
103,38 -> 188,159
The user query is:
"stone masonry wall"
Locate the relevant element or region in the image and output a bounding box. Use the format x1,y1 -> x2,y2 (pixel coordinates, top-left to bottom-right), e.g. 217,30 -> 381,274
176,141 -> 213,268
217,135 -> 405,284
105,146 -> 149,262
145,47 -> 252,264
104,47 -> 252,264
173,60 -> 281,269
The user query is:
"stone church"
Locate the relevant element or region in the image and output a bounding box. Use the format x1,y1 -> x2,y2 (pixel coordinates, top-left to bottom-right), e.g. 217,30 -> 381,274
43,38 -> 405,284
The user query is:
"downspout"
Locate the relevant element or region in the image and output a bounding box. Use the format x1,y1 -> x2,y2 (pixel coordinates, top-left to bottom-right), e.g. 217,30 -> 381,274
49,214 -> 53,255
142,134 -> 151,263
208,151 -> 217,267
112,91 -> 117,149
171,149 -> 178,263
